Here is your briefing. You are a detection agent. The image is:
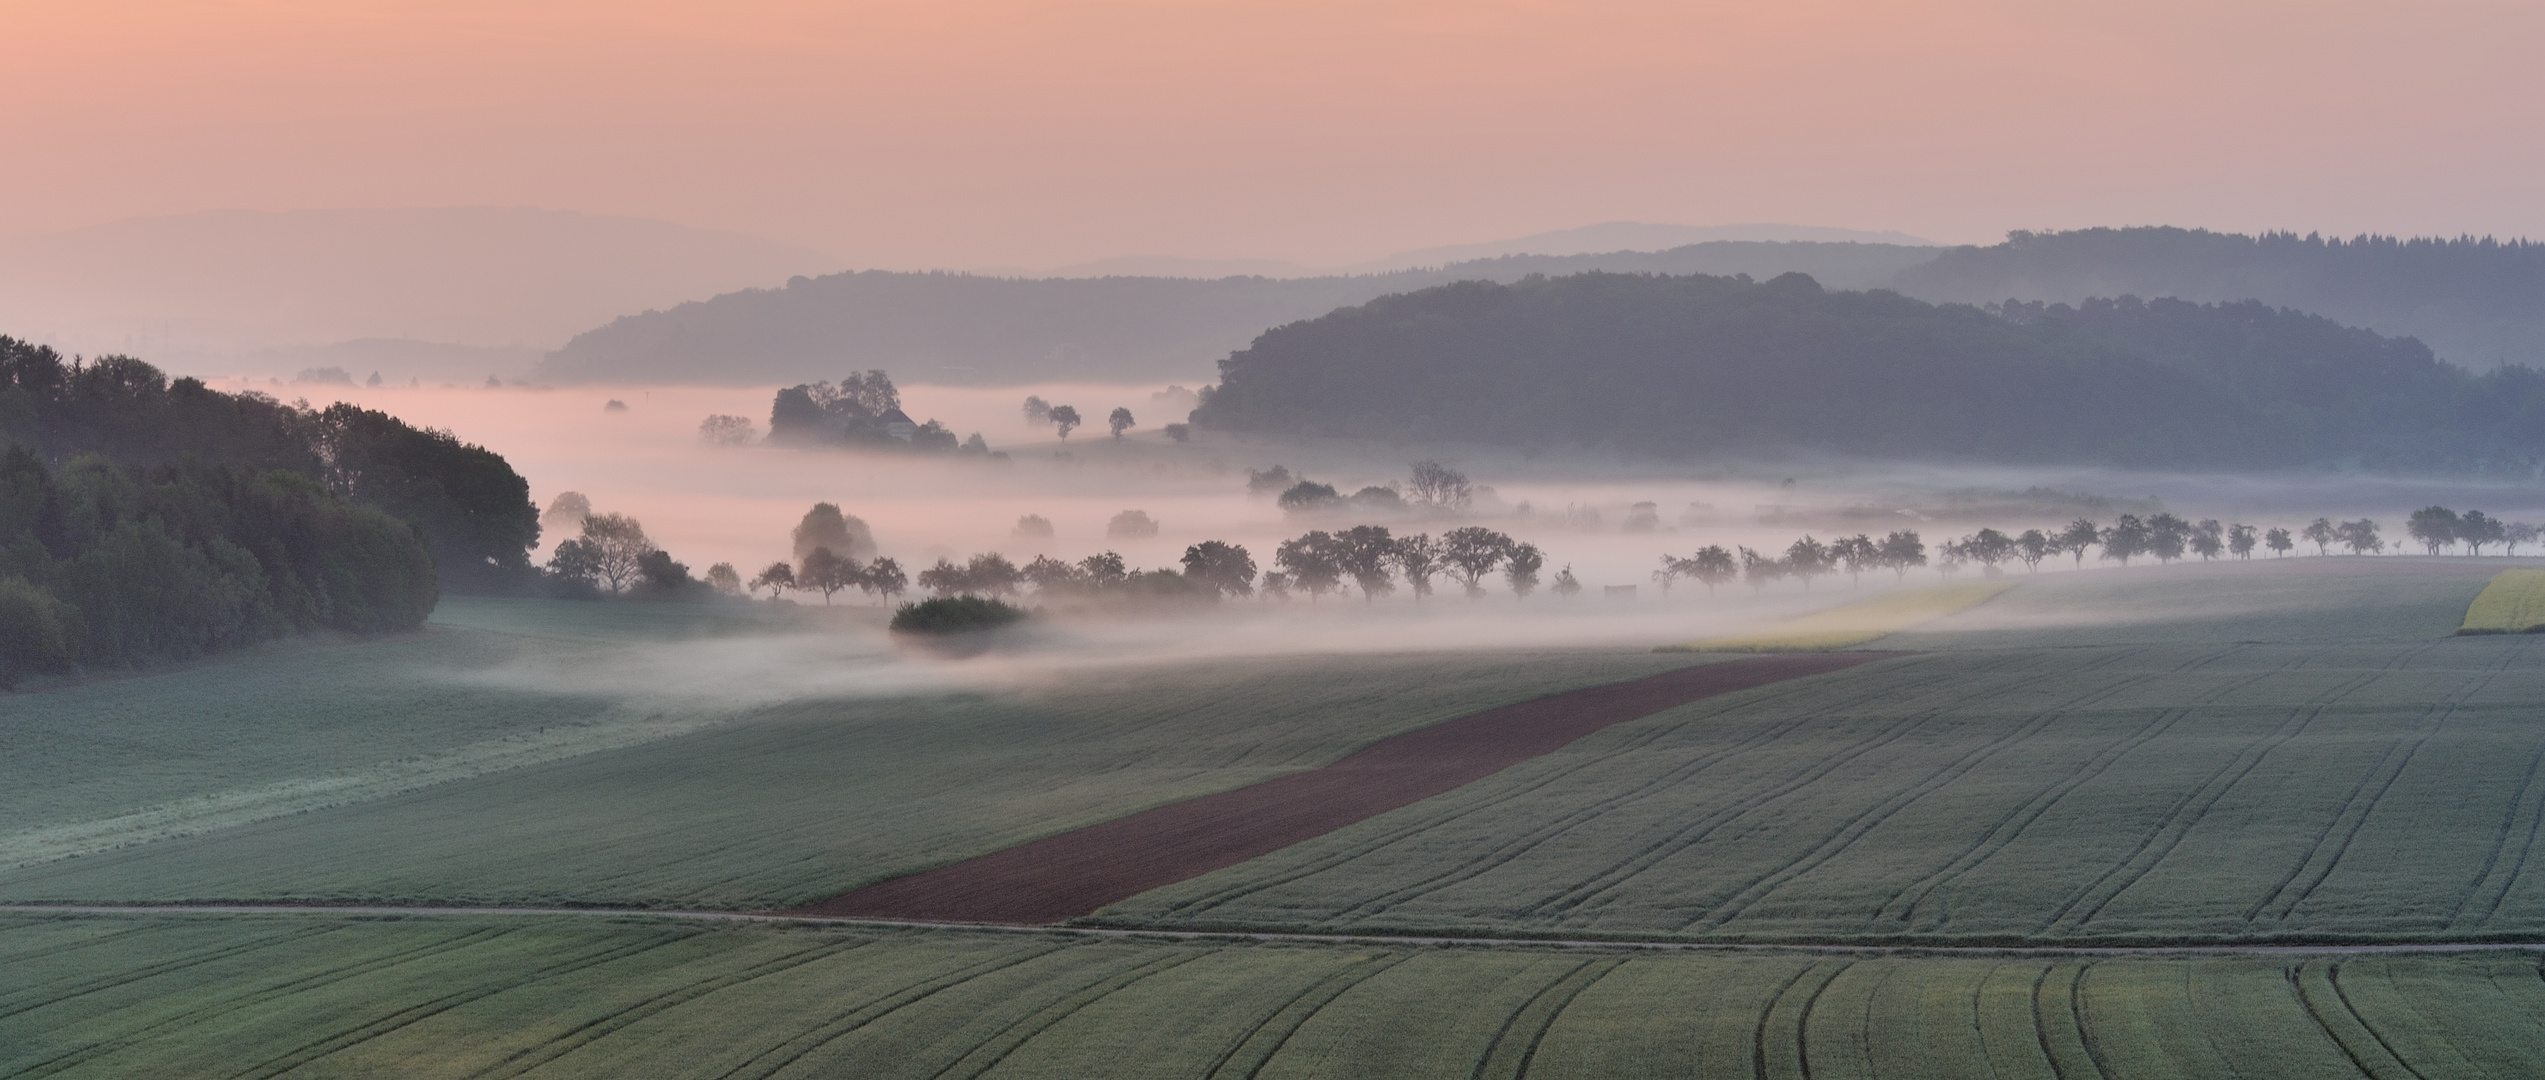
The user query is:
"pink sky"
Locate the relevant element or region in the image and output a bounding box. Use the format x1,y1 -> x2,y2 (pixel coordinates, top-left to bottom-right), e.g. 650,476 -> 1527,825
4,1 -> 2538,268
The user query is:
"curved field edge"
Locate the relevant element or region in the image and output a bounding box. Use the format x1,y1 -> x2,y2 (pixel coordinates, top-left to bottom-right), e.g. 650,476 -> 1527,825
2457,568 -> 2545,634
1659,581 -> 2015,652
5,911 -> 2542,1080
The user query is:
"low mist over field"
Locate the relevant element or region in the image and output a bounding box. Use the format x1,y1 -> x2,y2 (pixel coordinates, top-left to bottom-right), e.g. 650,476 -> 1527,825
241,377 -> 2545,680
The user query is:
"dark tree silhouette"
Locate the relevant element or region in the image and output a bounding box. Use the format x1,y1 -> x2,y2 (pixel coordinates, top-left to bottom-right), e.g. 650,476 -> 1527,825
1108,407 -> 1135,439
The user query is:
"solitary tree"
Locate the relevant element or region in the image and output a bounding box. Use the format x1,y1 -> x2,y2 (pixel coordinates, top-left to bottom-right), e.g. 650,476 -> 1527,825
2265,527 -> 2295,557
1504,542 -> 1545,599
749,560 -> 795,599
1108,407 -> 1135,439
1406,460 -> 1474,511
1786,536 -> 1833,588
2227,524 -> 2258,560
1690,545 -> 1737,594
1439,526 -> 1509,598
916,558 -> 969,597
699,414 -> 757,446
965,553 -> 1024,597
2146,514 -> 2190,564
2101,515 -> 2150,565
2461,510 -> 2506,555
705,562 -> 743,594
542,491 -> 593,536
1834,534 -> 1879,584
1106,510 -> 1160,538
1180,540 -> 1258,597
2338,518 -> 2384,555
1274,531 -> 1346,601
2508,522 -> 2541,556
2189,519 -> 2225,561
1879,530 -> 1927,579
863,557 -> 908,602
1963,528 -> 2014,574
1048,405 -> 1082,439
1336,525 -> 1399,601
1022,396 -> 1052,425
1277,481 -> 1342,515
1550,564 -> 1583,599
1740,546 -> 1784,591
2057,519 -> 2100,566
800,547 -> 861,603
1652,555 -> 1691,597
2014,529 -> 2053,571
2303,517 -> 2338,555
580,513 -> 653,593
2408,506 -> 2461,555
794,503 -> 877,564
1013,514 -> 1054,539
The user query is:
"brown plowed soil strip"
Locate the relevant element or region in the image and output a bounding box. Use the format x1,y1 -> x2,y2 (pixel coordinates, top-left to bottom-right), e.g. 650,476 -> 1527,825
792,652 -> 1895,925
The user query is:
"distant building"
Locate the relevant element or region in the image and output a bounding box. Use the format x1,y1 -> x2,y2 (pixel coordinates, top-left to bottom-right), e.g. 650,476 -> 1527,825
880,408 -> 917,441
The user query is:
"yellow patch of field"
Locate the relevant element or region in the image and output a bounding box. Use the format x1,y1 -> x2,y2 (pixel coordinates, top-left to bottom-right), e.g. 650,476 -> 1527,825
1659,580 -> 2015,653
2456,569 -> 2545,635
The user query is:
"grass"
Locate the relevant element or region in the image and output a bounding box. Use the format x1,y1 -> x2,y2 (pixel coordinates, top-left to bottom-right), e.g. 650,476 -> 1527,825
1658,580 -> 2015,652
0,629 -> 1688,909
2458,568 -> 2545,634
4,911 -> 2542,1079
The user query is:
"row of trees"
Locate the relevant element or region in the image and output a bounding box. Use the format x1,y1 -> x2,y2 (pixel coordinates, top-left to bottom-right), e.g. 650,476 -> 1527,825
2404,506 -> 2540,555
1,446 -> 438,686
1649,508 -> 2540,595
1270,525 -> 1551,602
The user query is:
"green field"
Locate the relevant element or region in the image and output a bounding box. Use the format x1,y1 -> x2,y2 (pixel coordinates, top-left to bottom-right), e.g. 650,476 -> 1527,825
8,559 -> 2545,1076
0,601 -> 1687,909
6,911 -> 2542,1080
1105,634 -> 2545,943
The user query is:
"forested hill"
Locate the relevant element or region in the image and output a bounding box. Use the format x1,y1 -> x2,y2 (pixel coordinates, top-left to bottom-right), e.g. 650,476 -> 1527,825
1188,273 -> 2545,472
1897,228 -> 2545,369
0,338 -> 540,593
532,242 -> 1936,386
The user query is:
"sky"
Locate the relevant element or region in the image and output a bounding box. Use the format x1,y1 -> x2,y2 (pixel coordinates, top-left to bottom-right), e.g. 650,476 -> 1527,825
3,1 -> 2540,269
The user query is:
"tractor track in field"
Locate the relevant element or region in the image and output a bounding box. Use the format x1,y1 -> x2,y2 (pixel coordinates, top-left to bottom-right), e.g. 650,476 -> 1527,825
12,903 -> 2545,958
791,652 -> 1900,925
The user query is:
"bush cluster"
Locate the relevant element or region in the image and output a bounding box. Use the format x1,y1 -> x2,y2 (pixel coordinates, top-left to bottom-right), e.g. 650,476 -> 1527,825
889,596 -> 1028,635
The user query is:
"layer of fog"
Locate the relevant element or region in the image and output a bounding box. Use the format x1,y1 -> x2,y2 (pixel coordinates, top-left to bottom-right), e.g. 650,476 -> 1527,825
265,379 -> 2545,700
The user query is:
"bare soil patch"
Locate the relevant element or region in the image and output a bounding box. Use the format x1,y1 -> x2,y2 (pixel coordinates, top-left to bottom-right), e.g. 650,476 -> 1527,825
792,652 -> 1893,924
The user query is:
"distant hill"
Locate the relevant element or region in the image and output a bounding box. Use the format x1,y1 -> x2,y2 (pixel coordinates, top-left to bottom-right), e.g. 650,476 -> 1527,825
1351,221 -> 1936,271
1188,272 -> 2545,473
534,242 -> 1939,386
1896,227 -> 2545,370
0,208 -> 837,381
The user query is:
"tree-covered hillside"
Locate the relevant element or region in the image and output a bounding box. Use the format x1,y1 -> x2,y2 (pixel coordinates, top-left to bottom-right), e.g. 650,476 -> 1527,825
0,337 -> 539,592
1189,272 -> 2545,472
0,447 -> 437,686
532,243 -> 1936,386
1897,228 -> 2545,369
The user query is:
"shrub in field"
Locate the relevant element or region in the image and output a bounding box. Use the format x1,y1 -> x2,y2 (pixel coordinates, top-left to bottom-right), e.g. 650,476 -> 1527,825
890,596 -> 1028,635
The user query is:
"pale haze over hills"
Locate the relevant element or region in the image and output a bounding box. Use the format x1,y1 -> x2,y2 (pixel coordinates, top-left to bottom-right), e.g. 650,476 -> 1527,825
0,207 -> 838,380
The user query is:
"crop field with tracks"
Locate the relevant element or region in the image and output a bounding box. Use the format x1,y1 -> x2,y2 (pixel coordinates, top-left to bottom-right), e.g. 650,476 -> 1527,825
0,603 -> 1688,909
8,559 -> 2545,1077
6,911 -> 2544,1080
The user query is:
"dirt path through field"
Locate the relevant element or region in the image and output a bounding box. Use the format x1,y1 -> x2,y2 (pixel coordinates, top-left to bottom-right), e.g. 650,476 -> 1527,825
792,653 -> 1894,924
